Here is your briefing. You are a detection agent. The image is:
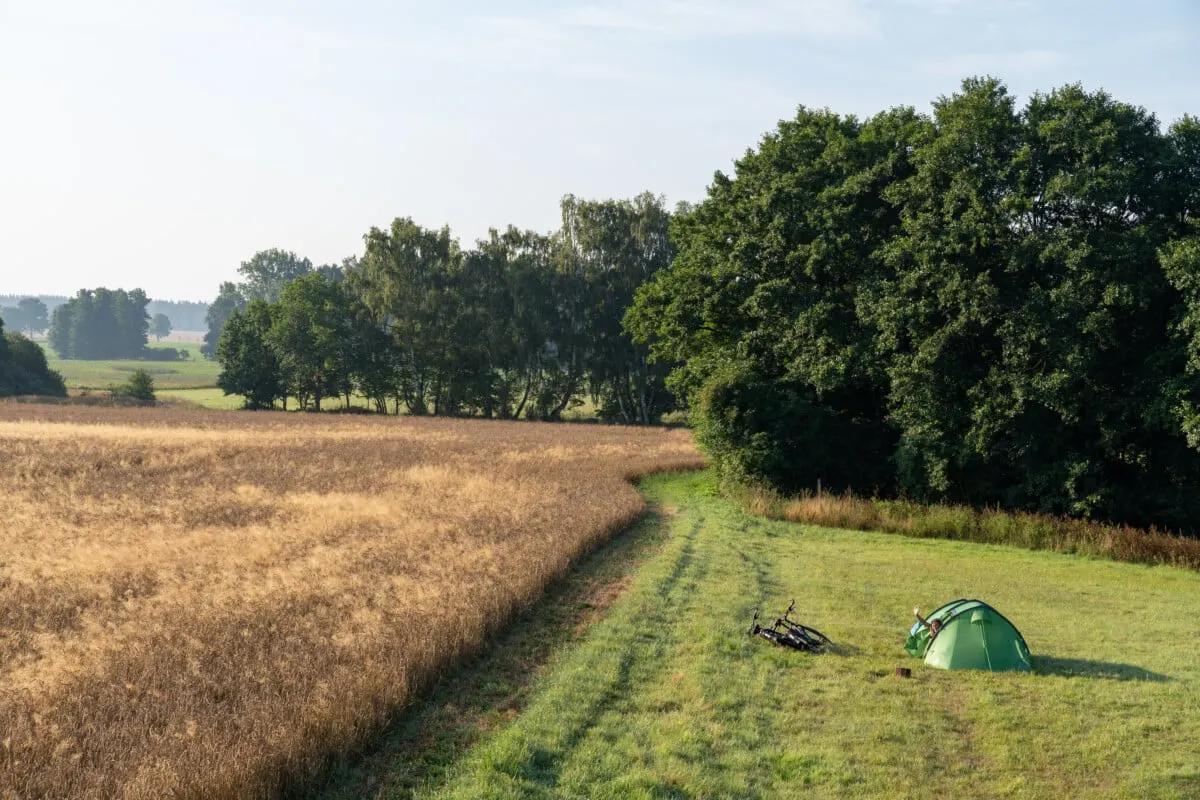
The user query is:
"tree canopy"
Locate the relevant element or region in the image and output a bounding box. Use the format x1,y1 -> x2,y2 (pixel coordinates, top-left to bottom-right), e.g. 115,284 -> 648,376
48,288 -> 152,359
0,298 -> 49,336
215,195 -> 680,421
629,78 -> 1200,532
0,316 -> 66,397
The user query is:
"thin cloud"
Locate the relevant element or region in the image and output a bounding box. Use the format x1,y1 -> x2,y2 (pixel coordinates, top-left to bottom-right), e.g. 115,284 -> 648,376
557,1 -> 879,40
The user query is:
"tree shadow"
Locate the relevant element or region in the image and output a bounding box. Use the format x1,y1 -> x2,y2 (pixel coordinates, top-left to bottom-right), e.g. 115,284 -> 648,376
1034,655 -> 1170,682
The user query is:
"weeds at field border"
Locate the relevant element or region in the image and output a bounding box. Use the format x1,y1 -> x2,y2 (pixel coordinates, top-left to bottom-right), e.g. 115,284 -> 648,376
735,484 -> 1200,572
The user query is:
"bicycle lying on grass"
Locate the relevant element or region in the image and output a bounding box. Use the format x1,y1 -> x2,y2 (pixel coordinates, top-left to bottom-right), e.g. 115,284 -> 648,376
747,600 -> 833,653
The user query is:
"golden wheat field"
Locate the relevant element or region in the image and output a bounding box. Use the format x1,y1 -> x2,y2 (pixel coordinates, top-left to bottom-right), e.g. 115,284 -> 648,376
0,404 -> 703,800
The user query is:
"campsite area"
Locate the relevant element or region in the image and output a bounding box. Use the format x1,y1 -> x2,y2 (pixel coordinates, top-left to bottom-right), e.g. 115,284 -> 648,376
325,471 -> 1200,800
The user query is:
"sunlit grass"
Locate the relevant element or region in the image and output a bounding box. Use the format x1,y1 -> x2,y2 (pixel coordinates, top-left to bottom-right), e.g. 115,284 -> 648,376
40,341 -> 221,389
429,471 -> 1200,800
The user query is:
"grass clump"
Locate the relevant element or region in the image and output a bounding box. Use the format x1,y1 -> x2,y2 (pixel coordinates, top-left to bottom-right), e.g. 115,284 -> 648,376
737,485 -> 1200,571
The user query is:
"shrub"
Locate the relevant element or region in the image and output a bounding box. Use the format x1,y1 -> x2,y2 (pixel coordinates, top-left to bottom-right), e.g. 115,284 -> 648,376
111,369 -> 156,405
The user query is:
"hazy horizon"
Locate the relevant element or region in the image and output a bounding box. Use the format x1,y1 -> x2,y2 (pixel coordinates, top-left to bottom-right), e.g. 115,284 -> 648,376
3,0 -> 1198,302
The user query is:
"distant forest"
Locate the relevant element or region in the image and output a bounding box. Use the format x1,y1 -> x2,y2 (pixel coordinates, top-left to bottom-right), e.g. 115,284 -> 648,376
0,295 -> 208,331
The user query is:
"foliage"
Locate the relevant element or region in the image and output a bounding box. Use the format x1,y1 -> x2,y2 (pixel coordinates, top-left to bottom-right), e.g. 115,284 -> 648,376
0,318 -> 66,397
110,367 -> 156,404
201,281 -> 246,359
562,193 -> 677,424
47,288 -> 154,360
215,196 -> 678,420
0,297 -> 49,335
150,312 -> 172,341
216,300 -> 282,409
631,78 -> 1200,531
265,274 -> 353,411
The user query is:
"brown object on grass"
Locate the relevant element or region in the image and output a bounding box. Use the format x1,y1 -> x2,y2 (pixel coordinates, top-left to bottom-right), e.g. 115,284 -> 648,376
895,667 -> 912,678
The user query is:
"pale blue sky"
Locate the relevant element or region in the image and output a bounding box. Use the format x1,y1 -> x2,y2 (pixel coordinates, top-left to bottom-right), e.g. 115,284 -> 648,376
2,0 -> 1197,301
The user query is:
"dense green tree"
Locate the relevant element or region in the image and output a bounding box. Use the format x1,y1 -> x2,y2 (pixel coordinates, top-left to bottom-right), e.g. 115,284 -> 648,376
0,298 -> 49,336
47,288 -> 152,359
202,282 -> 246,358
202,250 -> 319,359
20,297 -> 49,334
560,193 -> 677,424
266,273 -> 351,411
151,313 -> 172,341
632,77 -> 1200,531
0,318 -> 66,397
629,105 -> 928,491
217,301 -> 283,409
353,219 -> 461,414
237,249 -> 315,302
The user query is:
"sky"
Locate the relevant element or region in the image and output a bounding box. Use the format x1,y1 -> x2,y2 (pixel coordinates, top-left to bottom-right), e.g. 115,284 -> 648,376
1,1 -> 1198,302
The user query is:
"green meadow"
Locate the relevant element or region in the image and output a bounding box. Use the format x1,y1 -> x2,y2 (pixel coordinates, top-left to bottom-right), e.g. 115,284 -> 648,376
327,471 -> 1200,800
40,341 -> 221,391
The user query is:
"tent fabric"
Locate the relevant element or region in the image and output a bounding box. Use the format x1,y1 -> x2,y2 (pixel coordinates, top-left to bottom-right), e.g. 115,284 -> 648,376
904,599 -> 1032,672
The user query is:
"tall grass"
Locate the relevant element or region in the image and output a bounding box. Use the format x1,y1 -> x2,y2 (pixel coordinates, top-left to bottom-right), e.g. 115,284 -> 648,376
738,485 -> 1200,571
0,404 -> 703,799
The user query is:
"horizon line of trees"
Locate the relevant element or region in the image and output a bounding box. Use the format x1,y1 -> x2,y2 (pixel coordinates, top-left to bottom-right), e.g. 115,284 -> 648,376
0,296 -> 209,333
0,298 -> 49,337
629,77 -> 1200,533
215,194 -> 677,423
48,288 -> 185,361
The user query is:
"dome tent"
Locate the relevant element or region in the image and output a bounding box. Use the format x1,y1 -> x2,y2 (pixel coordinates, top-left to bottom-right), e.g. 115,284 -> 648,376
904,599 -> 1032,672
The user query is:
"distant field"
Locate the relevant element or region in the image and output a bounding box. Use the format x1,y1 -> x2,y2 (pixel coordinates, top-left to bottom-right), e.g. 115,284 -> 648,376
0,404 -> 703,799
159,329 -> 206,344
156,386 -> 245,409
40,341 -> 222,390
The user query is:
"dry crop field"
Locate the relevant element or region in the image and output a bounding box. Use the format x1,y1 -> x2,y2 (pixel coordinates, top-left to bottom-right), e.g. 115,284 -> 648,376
0,404 -> 702,799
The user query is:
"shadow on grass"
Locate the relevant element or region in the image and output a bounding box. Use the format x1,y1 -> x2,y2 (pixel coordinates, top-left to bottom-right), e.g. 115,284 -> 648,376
1034,655 -> 1170,682
303,504 -> 673,800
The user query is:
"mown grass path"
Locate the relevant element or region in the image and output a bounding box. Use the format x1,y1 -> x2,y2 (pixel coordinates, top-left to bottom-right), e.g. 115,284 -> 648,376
341,471 -> 1200,799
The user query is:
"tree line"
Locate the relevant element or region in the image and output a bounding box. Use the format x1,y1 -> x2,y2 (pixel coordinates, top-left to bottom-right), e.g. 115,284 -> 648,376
214,194 -> 676,423
47,288 -> 185,360
629,78 -> 1200,532
0,296 -> 207,334
0,298 -> 49,337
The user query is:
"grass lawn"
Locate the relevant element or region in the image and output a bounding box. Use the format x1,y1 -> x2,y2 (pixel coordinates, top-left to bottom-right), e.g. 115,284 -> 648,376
41,341 -> 221,390
156,387 -> 245,409
335,471 -> 1200,799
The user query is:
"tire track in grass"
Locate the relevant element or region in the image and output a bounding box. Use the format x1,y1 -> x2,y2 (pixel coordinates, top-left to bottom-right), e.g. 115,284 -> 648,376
310,502 -> 680,800
429,484 -> 710,799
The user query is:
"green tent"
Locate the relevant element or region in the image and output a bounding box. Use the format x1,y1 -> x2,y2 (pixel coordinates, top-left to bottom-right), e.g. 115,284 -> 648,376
904,599 -> 1032,672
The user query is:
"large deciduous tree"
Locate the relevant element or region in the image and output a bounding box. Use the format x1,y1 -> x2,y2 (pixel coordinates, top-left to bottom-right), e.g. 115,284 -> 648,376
632,78 -> 1200,531
217,301 -> 283,410
265,273 -> 351,411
